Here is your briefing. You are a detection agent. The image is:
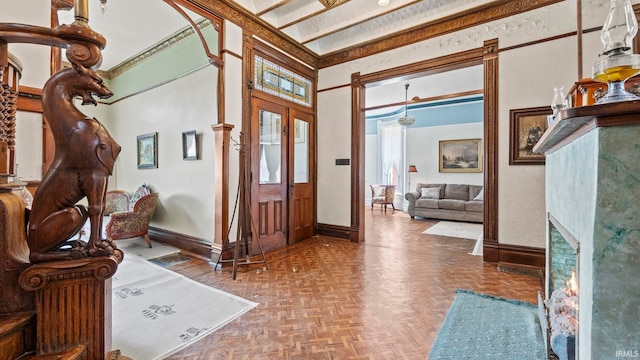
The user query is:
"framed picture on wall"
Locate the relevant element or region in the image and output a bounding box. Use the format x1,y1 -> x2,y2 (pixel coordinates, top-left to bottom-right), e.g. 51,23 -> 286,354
182,130 -> 197,160
439,138 -> 483,173
509,106 -> 552,165
137,132 -> 158,169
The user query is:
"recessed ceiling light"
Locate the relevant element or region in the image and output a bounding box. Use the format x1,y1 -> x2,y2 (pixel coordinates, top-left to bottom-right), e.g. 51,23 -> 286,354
378,0 -> 390,6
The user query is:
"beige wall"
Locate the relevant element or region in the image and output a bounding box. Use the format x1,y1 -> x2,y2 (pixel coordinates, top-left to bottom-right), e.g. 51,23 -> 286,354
14,111 -> 43,180
107,66 -> 218,240
317,87 -> 353,227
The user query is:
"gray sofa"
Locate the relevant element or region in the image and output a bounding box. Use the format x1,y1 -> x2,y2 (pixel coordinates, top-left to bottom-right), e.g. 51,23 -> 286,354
405,183 -> 483,223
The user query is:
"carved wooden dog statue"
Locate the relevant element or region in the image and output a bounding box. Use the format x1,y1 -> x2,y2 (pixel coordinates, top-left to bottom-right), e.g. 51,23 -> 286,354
27,65 -> 120,263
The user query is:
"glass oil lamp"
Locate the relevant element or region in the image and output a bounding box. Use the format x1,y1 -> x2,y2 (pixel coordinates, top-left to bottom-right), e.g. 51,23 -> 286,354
592,0 -> 640,103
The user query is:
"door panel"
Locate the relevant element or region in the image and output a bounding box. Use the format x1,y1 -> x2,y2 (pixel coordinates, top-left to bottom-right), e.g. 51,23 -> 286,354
289,111 -> 314,243
251,99 -> 287,253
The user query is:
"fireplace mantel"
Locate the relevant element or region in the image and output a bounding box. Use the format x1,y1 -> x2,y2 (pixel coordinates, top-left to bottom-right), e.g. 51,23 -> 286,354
537,102 -> 640,360
533,100 -> 640,154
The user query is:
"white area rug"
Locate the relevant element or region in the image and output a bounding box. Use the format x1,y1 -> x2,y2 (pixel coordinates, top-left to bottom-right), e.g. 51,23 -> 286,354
471,234 -> 483,256
422,221 -> 484,256
115,237 -> 179,260
422,221 -> 483,240
112,254 -> 258,359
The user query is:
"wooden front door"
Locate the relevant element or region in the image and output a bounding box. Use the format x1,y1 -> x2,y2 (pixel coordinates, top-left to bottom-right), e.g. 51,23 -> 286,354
251,99 -> 288,252
288,110 -> 314,244
250,98 -> 315,253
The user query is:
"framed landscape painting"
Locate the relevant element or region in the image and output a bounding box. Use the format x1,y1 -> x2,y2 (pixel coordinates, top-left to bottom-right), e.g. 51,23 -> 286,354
509,106 -> 552,165
137,132 -> 158,169
439,138 -> 483,173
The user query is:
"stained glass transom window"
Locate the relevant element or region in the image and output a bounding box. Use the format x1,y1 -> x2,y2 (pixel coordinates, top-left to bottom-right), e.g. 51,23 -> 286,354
254,55 -> 312,107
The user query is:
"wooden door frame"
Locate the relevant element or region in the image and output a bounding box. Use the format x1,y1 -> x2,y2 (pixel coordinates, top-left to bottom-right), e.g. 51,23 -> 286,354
247,94 -> 317,252
350,40 -> 499,262
243,37 -> 318,253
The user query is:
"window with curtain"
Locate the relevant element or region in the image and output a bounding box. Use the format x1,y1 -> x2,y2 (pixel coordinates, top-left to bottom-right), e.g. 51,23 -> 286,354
378,122 -> 404,192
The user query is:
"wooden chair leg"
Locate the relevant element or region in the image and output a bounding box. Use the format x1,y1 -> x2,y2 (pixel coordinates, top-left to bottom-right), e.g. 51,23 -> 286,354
143,234 -> 153,248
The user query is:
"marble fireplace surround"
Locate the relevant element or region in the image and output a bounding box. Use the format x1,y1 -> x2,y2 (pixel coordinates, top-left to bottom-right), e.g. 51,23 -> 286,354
536,102 -> 640,360
545,215 -> 579,359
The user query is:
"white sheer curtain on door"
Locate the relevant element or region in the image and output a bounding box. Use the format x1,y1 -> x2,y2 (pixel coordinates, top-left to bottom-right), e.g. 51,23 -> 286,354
378,123 -> 402,188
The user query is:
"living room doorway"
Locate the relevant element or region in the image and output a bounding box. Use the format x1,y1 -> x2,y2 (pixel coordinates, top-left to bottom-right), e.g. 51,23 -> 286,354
351,40 -> 498,259
363,65 -> 485,213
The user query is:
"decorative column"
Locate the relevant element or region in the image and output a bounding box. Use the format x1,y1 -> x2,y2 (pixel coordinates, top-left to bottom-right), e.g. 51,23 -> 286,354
211,123 -> 234,260
482,38 -> 499,262
19,254 -> 122,359
350,72 -> 365,242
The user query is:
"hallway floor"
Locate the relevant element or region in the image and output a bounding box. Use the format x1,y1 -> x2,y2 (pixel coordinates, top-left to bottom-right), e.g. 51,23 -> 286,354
163,210 -> 543,360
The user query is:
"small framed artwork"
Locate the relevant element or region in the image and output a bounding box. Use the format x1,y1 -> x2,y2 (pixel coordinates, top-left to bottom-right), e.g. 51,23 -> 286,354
137,132 -> 158,169
509,106 -> 552,165
439,138 -> 483,173
182,130 -> 197,160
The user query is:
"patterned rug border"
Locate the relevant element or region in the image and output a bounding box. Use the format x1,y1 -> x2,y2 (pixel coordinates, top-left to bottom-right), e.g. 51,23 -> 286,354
454,289 -> 536,308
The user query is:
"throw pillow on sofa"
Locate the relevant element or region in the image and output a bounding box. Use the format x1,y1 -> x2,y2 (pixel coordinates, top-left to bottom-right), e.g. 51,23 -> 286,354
473,189 -> 484,201
444,184 -> 469,201
420,187 -> 441,199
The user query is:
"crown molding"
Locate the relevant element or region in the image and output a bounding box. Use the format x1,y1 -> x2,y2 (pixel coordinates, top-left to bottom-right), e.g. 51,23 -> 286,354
107,18 -> 214,79
318,0 -> 563,68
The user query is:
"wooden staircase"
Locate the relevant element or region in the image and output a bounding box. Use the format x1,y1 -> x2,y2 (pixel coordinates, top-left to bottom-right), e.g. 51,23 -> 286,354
0,312 -> 35,360
1,313 -> 87,360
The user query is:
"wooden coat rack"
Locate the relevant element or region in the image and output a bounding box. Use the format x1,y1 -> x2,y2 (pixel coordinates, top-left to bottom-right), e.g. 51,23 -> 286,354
215,131 -> 268,280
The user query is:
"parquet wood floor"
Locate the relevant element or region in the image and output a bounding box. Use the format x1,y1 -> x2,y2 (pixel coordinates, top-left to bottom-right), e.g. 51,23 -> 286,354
162,210 -> 543,360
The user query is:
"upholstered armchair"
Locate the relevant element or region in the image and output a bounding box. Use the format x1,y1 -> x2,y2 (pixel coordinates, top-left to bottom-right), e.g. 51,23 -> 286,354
105,193 -> 159,248
370,184 -> 396,211
104,190 -> 131,215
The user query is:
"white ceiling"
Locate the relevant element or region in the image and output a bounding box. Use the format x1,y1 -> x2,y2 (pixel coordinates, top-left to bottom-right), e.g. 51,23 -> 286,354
56,0 -> 494,72
233,0 -> 493,56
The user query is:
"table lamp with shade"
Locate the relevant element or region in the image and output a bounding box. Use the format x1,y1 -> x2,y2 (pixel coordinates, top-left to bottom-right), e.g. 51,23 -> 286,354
407,165 -> 417,192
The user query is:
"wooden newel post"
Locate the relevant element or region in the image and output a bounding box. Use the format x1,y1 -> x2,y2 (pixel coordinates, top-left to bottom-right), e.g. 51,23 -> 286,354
19,253 -> 123,359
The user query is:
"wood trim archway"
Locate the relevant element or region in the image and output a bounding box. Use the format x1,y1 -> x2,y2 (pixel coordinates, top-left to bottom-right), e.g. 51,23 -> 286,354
350,40 -> 499,261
